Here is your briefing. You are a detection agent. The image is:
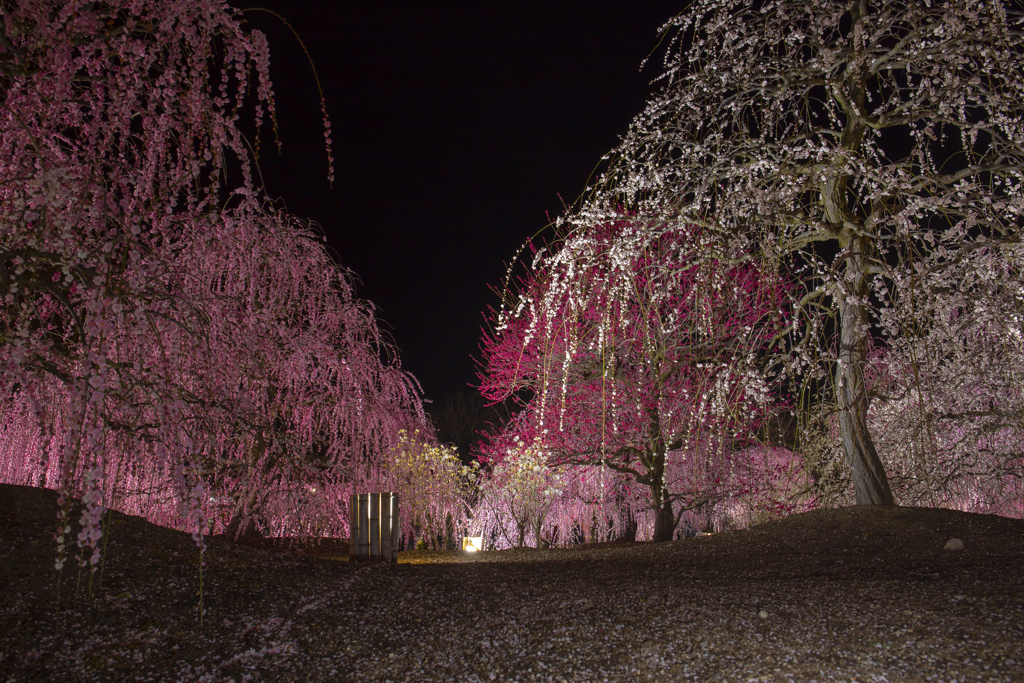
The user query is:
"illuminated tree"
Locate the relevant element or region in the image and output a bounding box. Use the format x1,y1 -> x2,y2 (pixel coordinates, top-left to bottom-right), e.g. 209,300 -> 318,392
865,241 -> 1024,516
479,216 -> 793,542
586,0 -> 1024,506
0,0 -> 425,598
379,430 -> 478,549
475,437 -> 564,548
0,0 -> 288,574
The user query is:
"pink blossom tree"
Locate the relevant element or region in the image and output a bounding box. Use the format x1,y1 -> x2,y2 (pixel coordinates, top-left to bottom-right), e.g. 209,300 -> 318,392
0,0 -> 426,602
151,202 -> 426,541
0,0 -> 289,582
587,0 -> 1024,507
478,216 -> 794,542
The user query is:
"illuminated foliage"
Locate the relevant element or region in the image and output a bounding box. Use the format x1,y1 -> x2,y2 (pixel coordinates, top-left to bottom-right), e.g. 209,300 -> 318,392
0,0 -> 426,606
479,216 -> 794,541
571,0 -> 1024,508
474,437 -> 564,548
864,242 -> 1024,516
379,430 -> 477,549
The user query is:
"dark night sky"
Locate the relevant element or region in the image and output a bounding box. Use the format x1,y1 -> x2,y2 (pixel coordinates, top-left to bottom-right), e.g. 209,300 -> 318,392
230,3 -> 682,404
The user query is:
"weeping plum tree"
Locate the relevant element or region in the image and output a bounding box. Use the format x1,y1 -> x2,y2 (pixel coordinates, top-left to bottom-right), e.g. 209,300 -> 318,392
0,0 -> 426,597
479,216 -> 793,542
0,200 -> 426,540
163,203 -> 426,541
586,0 -> 1024,506
867,240 -> 1024,515
0,0 -> 288,575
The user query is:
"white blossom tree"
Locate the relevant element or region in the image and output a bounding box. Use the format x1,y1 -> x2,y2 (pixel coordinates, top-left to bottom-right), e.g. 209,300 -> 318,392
585,0 -> 1024,505
475,438 -> 565,548
867,240 -> 1024,515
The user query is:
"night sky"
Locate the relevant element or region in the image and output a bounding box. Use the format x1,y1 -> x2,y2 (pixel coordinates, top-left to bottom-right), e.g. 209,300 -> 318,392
230,3 -> 683,404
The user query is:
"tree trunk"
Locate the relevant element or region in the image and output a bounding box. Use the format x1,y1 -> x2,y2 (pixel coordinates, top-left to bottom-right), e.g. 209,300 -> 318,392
651,454 -> 676,542
223,430 -> 272,541
837,248 -> 895,505
617,503 -> 637,542
652,495 -> 675,542
224,488 -> 264,541
648,433 -> 677,542
824,81 -> 895,506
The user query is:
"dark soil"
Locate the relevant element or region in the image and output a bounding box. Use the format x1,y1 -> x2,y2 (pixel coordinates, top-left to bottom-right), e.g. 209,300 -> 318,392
2,483 -> 1023,682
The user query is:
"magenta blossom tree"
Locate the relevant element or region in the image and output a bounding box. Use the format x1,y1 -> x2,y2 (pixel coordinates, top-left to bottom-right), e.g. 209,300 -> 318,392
479,215 -> 795,542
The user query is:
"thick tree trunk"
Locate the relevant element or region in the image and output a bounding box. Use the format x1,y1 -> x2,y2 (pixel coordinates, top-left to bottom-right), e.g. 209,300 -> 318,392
652,495 -> 675,542
651,450 -> 676,542
224,432 -> 270,541
837,250 -> 895,506
824,73 -> 895,506
648,429 -> 677,542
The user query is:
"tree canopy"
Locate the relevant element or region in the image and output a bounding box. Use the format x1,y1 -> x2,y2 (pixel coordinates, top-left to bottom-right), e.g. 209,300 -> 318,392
479,216 -> 796,541
477,0 -> 1024,542
578,0 -> 1024,508
0,0 -> 428,578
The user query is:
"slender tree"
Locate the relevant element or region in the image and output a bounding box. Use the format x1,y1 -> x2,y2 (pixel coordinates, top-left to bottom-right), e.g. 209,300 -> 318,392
587,0 -> 1024,505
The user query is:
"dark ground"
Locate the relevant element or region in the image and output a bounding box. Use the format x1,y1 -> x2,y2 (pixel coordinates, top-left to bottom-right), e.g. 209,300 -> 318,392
1,483 -> 1023,682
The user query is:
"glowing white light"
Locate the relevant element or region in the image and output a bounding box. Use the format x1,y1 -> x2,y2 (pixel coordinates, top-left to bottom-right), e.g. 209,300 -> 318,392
462,536 -> 483,552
